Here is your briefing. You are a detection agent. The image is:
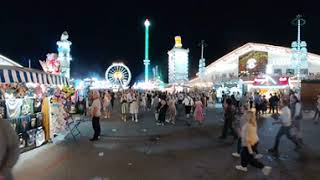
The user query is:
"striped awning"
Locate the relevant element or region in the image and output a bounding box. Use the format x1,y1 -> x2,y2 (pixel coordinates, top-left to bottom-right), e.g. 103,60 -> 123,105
0,66 -> 69,86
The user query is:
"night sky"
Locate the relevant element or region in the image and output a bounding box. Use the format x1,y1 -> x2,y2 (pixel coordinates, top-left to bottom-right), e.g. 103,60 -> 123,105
1,0 -> 319,82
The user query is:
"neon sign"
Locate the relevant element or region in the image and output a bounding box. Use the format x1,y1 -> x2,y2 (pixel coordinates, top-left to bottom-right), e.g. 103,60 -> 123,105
253,76 -> 288,86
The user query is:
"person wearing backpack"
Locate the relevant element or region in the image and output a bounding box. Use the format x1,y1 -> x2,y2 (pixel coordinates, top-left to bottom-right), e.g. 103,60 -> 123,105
183,94 -> 194,119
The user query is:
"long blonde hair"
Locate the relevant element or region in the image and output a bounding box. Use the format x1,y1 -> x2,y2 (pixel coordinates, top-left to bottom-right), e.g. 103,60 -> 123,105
246,111 -> 257,127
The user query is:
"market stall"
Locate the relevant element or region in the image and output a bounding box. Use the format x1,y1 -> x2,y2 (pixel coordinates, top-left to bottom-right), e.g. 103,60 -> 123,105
0,65 -> 70,152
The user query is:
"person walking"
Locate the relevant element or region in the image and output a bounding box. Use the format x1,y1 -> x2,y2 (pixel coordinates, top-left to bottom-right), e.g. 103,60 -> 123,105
183,94 -> 194,119
261,95 -> 268,114
103,92 -> 112,119
157,99 -> 168,126
268,98 -> 302,156
168,98 -> 177,124
140,93 -> 147,112
235,92 -> 241,111
90,90 -> 101,141
110,91 -> 115,109
232,105 -> 249,158
313,93 -> 320,124
268,93 -> 274,114
130,94 -> 139,122
219,98 -> 237,139
291,95 -> 303,144
120,93 -> 129,122
194,97 -> 204,125
0,118 -> 20,180
235,111 -> 272,175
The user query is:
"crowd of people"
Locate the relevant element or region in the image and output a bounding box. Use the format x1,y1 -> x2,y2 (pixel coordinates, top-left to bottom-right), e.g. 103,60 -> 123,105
218,90 -> 305,176
86,89 -> 217,141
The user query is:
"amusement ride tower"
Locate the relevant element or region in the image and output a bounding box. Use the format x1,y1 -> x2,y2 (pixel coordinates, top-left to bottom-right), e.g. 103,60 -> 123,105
57,31 -> 72,79
143,19 -> 151,82
291,15 -> 307,89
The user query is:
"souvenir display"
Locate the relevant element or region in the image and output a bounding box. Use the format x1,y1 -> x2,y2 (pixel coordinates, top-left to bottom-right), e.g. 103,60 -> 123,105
21,98 -> 34,115
0,100 -> 6,118
27,129 -> 36,147
36,127 -> 45,147
34,98 -> 42,113
19,133 -> 26,149
36,112 -> 43,127
1,77 -> 71,152
31,117 -> 37,129
6,98 -> 23,119
49,102 -> 68,137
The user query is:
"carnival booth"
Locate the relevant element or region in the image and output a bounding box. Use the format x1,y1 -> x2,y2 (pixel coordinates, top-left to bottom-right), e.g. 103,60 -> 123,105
245,75 -> 290,98
0,65 -> 71,152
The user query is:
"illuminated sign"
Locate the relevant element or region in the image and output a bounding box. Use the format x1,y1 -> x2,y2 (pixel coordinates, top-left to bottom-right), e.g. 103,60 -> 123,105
253,76 -> 288,86
175,36 -> 182,48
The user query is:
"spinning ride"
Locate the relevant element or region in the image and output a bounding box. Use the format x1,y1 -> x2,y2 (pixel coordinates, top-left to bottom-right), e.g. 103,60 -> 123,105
105,63 -> 131,87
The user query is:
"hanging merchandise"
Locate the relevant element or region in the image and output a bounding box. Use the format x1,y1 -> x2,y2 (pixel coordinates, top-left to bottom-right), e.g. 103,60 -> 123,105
0,100 -> 6,119
30,117 -> 37,129
6,98 -> 23,119
9,118 -> 17,133
19,133 -> 26,149
34,98 -> 42,113
36,112 -> 43,127
49,101 -> 68,138
27,129 -> 36,147
36,127 -> 45,147
21,98 -> 34,115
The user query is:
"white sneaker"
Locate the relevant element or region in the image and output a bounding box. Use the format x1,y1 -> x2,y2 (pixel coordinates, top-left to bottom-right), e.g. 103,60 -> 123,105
255,154 -> 263,159
232,152 -> 240,158
135,119 -> 138,122
235,165 -> 248,172
262,166 -> 272,176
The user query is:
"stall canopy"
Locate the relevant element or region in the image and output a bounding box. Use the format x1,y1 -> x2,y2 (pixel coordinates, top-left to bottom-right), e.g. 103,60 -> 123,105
0,65 -> 69,86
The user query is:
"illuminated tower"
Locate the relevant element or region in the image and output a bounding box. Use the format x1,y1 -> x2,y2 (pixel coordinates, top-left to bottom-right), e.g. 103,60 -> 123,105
143,19 -> 151,82
168,36 -> 189,84
57,31 -> 72,79
198,40 -> 207,80
291,15 -> 307,83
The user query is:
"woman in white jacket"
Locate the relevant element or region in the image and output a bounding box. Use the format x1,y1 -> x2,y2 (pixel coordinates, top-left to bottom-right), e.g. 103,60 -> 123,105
235,111 -> 272,176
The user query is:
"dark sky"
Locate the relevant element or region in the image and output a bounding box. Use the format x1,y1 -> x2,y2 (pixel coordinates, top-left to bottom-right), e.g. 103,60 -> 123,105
1,0 -> 319,82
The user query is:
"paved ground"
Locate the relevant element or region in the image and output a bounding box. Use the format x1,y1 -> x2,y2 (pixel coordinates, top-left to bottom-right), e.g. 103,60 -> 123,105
13,102 -> 320,180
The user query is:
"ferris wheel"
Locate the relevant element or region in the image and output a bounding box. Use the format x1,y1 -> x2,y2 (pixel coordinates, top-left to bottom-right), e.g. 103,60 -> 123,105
105,63 -> 131,87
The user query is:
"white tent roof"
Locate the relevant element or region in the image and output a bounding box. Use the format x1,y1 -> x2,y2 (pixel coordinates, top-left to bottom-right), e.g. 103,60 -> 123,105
191,42 -> 320,83
206,42 -> 320,70
0,54 -> 23,67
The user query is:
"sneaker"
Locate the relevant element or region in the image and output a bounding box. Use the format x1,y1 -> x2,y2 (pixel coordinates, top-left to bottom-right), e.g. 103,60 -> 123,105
135,119 -> 138,123
262,166 -> 272,176
232,152 -> 240,158
255,154 -> 263,159
235,165 -> 248,172
157,123 -> 162,126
